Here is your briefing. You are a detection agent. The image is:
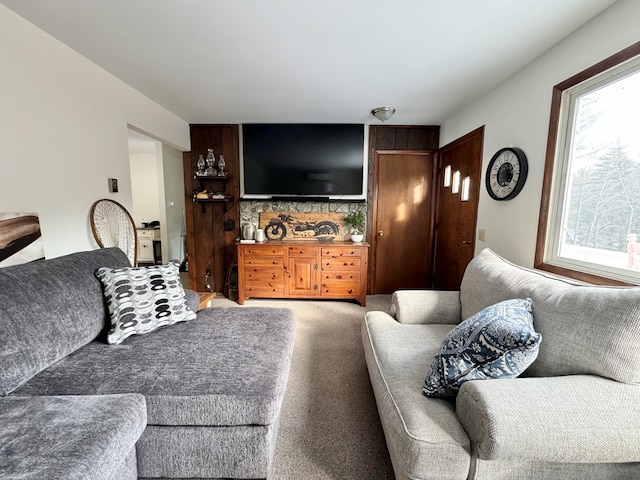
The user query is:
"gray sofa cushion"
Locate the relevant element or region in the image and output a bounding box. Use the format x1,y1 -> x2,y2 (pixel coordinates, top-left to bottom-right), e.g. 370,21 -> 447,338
460,248 -> 640,384
0,394 -> 146,480
14,307 -> 296,427
0,248 -> 129,395
362,311 -> 471,480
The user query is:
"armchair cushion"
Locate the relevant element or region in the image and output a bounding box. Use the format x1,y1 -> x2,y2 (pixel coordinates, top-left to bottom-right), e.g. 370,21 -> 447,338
423,298 -> 541,398
460,249 -> 640,384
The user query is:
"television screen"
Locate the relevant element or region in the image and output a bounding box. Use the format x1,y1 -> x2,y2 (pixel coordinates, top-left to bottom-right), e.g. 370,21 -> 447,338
241,124 -> 365,199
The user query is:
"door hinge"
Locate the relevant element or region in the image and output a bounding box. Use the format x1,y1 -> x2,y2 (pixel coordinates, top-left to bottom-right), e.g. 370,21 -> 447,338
313,284 -> 318,290
314,263 -> 318,270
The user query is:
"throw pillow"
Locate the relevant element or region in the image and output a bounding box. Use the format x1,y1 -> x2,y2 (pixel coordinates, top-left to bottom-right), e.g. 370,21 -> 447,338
423,298 -> 541,398
96,263 -> 197,345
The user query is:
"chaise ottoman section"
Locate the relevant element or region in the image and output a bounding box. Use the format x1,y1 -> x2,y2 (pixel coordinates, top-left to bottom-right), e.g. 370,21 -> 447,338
13,306 -> 296,479
0,394 -> 146,480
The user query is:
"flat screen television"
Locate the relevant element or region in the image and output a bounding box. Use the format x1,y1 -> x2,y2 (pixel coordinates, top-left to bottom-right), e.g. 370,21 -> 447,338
241,124 -> 366,200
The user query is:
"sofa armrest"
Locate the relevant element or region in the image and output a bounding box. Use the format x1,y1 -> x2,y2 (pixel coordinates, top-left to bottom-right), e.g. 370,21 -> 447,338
456,375 -> 640,463
390,290 -> 461,324
184,288 -> 201,313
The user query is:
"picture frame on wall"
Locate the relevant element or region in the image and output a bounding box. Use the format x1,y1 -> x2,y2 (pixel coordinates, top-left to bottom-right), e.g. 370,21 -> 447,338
0,213 -> 45,268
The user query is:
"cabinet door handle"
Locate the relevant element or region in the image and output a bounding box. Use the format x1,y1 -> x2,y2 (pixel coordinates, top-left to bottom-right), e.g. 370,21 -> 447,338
378,231 -> 384,236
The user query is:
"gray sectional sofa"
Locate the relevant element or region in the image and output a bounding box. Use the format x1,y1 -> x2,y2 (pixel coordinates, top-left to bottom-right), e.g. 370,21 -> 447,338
363,248 -> 640,480
0,248 -> 295,479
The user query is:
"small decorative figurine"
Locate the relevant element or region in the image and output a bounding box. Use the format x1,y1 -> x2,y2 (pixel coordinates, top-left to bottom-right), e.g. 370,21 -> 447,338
196,154 -> 206,176
205,148 -> 217,176
217,155 -> 227,177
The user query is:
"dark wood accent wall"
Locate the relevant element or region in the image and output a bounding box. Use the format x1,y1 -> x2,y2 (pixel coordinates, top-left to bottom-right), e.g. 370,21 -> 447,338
183,124 -> 439,296
366,125 -> 440,293
184,125 -> 240,292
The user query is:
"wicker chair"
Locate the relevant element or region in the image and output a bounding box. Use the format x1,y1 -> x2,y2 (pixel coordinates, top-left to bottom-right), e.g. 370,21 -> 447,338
90,199 -> 137,266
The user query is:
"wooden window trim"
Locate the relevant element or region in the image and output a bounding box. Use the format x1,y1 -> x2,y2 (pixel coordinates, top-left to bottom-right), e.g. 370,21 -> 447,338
535,41 -> 640,286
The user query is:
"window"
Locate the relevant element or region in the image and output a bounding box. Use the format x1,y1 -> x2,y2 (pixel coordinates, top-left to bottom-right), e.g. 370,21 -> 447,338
536,42 -> 640,285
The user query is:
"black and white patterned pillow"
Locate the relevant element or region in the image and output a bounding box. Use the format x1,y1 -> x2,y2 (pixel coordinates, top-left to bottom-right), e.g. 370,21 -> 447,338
96,263 -> 197,345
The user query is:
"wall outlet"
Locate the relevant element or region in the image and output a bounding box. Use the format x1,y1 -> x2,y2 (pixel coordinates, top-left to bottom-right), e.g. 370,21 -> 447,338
478,229 -> 486,242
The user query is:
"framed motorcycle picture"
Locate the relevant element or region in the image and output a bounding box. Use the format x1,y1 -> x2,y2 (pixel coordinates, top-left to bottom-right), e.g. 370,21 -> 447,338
258,212 -> 347,242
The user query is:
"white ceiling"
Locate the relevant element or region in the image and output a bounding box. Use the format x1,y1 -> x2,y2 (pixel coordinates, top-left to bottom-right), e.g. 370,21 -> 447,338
2,0 -> 618,125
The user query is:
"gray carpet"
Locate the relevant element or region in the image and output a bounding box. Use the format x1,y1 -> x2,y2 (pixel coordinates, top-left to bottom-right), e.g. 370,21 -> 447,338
208,295 -> 396,480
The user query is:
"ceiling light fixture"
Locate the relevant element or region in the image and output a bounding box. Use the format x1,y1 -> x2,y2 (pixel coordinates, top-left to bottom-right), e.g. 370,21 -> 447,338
371,106 -> 396,122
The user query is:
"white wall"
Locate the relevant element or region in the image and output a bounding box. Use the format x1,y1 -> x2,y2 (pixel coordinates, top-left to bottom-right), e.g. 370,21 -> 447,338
0,5 -> 190,259
161,144 -> 187,263
440,0 -> 640,267
130,152 -> 161,228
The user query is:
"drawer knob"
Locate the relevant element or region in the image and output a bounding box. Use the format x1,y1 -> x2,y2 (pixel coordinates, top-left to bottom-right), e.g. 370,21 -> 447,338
336,275 -> 342,279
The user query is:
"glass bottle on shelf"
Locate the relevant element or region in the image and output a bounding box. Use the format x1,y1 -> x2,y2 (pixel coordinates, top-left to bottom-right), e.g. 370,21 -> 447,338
217,155 -> 226,177
205,148 -> 217,176
196,154 -> 206,176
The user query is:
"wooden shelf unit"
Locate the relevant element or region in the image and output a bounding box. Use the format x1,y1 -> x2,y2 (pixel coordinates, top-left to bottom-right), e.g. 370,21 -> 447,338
237,241 -> 369,306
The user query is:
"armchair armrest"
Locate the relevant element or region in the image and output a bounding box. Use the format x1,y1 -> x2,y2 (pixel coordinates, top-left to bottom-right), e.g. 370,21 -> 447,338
456,375 -> 640,463
390,290 -> 461,324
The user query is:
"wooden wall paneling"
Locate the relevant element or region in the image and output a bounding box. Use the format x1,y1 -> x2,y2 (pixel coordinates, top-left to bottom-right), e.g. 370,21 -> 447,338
186,124 -> 240,293
183,151 -> 197,290
394,128 -> 409,150
222,125 -> 240,282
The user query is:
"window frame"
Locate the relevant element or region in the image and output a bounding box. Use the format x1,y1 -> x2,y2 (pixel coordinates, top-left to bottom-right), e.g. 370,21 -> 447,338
535,41 -> 640,286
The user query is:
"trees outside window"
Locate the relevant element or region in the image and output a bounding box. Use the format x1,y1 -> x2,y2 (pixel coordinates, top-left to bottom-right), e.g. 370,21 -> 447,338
536,42 -> 640,285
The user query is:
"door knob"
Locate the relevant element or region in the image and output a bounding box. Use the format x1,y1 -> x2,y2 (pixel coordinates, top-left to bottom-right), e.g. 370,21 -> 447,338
378,231 -> 384,236
462,240 -> 472,245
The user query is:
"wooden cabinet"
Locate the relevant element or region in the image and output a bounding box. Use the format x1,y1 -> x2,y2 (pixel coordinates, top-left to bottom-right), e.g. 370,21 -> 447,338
238,241 -> 369,306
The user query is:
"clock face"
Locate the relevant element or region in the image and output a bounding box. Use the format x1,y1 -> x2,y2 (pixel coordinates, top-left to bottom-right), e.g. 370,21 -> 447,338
485,147 -> 528,201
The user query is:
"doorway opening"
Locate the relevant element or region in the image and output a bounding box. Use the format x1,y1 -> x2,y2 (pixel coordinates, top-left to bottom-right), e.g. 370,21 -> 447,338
127,128 -> 187,273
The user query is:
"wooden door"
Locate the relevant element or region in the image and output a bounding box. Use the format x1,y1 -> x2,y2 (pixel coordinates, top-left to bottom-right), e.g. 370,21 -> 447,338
433,127 -> 484,290
371,151 -> 436,293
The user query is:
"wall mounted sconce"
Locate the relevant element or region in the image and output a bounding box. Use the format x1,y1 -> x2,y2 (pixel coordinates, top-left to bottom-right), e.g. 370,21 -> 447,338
371,106 -> 396,122
452,171 -> 461,194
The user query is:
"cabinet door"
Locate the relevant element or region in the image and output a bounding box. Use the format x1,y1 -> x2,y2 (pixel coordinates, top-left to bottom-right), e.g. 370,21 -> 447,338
287,256 -> 318,297
138,239 -> 154,262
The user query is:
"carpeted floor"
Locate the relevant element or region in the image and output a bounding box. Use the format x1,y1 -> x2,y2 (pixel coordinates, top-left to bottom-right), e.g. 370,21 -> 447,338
208,295 -> 396,480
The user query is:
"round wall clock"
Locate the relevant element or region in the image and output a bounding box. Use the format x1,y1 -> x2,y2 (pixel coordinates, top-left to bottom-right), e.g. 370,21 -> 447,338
485,147 -> 528,201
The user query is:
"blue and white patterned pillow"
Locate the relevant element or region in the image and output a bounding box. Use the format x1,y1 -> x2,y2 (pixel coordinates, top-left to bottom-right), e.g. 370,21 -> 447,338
423,298 -> 541,398
96,263 -> 197,345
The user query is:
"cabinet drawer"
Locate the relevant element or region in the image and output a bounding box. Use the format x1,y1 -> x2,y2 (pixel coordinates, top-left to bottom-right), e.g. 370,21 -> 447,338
322,271 -> 360,282
321,282 -> 360,296
288,246 -> 318,256
244,257 -> 284,267
138,229 -> 160,240
321,257 -> 361,270
244,269 -> 284,282
321,246 -> 362,257
242,245 -> 285,256
245,282 -> 285,296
